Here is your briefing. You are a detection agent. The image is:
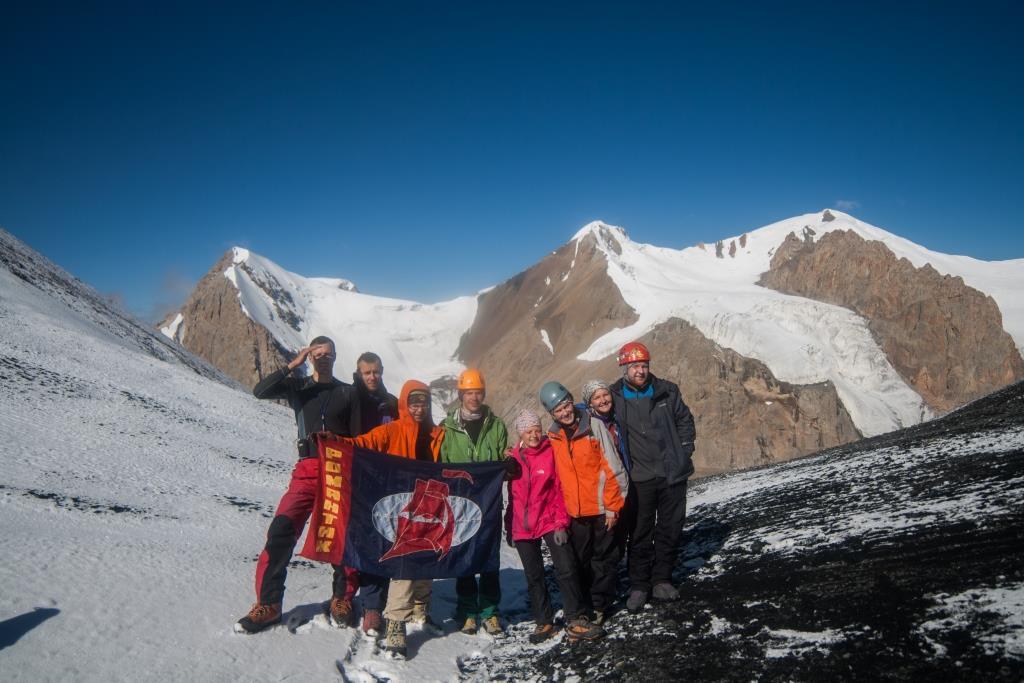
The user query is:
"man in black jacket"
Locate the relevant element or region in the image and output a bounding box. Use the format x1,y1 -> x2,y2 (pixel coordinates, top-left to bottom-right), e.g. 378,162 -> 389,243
609,341 -> 696,613
235,338 -> 398,634
348,351 -> 401,636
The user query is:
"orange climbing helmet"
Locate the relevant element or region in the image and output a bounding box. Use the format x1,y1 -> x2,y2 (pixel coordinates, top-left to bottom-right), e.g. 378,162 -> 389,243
617,341 -> 651,366
457,368 -> 486,391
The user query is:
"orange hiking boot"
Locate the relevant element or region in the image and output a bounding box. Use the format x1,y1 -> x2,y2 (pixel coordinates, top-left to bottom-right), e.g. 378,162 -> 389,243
566,615 -> 604,642
528,623 -> 558,644
234,603 -> 282,634
328,596 -> 353,627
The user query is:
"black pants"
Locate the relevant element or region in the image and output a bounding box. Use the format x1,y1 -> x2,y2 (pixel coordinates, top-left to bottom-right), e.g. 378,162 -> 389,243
515,531 -> 585,624
569,515 -> 620,613
357,572 -> 389,611
628,477 -> 687,592
615,480 -> 638,554
455,571 -> 501,619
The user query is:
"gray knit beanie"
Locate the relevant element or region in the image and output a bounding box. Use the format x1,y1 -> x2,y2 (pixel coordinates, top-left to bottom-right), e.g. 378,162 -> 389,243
514,409 -> 542,434
581,379 -> 610,405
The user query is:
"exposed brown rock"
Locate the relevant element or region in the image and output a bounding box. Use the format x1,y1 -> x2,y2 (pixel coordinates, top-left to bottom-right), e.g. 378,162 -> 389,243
158,252 -> 291,389
455,229 -> 638,416
758,229 -> 1024,412
458,229 -> 861,475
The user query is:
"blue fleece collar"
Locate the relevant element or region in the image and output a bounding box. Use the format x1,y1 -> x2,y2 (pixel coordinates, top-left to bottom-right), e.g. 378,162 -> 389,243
623,383 -> 653,399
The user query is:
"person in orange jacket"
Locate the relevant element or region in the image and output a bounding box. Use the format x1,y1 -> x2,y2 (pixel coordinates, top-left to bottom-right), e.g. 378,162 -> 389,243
343,379 -> 444,659
539,381 -> 628,624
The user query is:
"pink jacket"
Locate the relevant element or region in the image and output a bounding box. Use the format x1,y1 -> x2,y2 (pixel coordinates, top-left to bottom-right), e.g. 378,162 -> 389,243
505,436 -> 571,541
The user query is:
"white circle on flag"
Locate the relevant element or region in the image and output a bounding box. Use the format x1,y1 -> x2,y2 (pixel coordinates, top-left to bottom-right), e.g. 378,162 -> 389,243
371,493 -> 482,547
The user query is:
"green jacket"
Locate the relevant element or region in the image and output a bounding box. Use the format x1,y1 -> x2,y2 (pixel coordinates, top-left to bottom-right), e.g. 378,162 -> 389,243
438,405 -> 509,463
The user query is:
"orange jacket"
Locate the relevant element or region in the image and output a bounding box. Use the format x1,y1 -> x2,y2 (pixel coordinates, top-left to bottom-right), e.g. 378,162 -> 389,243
347,380 -> 443,460
546,409 -> 627,518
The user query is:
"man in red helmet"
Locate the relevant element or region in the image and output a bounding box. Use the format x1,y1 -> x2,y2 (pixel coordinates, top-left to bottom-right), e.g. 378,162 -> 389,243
609,341 -> 696,614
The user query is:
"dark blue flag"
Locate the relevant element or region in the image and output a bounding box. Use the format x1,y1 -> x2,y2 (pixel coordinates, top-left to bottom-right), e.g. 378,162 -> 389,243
341,447 -> 506,580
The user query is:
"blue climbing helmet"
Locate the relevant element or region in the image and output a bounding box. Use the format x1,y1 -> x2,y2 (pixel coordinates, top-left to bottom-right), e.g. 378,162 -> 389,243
538,381 -> 573,412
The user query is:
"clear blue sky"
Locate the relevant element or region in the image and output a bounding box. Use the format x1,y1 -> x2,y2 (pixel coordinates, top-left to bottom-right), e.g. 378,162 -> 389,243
2,1 -> 1022,322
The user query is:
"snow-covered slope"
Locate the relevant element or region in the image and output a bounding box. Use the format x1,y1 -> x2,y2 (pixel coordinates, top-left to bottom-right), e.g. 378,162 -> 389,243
574,211 -> 1024,436
0,231 -> 522,681
224,247 -> 477,402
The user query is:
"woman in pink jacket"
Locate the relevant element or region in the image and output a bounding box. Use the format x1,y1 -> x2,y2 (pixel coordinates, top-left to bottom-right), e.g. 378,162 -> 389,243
505,410 -> 603,643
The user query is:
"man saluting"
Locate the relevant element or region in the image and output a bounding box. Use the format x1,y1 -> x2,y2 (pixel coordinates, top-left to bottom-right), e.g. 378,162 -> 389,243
235,338 -> 397,634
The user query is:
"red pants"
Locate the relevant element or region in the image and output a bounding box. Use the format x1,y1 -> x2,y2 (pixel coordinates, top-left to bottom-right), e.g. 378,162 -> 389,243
253,457 -> 358,605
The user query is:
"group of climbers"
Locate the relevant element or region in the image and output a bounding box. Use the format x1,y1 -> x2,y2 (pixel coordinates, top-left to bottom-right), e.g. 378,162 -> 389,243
235,336 -> 695,659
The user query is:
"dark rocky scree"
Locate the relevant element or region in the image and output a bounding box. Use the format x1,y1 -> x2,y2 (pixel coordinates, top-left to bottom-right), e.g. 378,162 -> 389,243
0,483 -> 172,519
488,381 -> 1024,681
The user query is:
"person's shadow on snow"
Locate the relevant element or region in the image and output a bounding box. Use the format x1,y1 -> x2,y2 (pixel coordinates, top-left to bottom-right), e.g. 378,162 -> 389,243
0,607 -> 60,650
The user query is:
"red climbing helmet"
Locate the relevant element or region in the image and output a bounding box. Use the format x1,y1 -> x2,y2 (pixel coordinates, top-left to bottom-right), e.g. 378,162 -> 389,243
617,341 -> 650,366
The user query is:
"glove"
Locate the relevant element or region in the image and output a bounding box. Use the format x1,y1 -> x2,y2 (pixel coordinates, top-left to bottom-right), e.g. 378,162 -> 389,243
503,456 -> 522,481
552,529 -> 568,546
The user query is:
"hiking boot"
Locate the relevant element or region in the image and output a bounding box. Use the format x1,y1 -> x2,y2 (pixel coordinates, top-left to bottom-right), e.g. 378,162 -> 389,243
652,582 -> 680,601
383,619 -> 407,659
328,596 -> 353,627
234,602 -> 282,634
626,589 -> 648,613
528,623 -> 558,644
482,615 -> 503,635
566,615 -> 604,642
460,616 -> 478,635
361,608 -> 383,638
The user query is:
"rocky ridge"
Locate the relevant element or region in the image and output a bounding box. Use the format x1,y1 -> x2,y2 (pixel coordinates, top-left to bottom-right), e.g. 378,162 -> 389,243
159,251 -> 291,389
153,213 -> 1024,475
0,228 -> 233,386
458,228 -> 861,474
758,229 -> 1024,413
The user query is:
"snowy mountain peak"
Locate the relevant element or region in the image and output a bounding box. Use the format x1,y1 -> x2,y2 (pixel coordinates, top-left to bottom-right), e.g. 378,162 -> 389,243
572,220 -> 629,247
231,247 -> 250,264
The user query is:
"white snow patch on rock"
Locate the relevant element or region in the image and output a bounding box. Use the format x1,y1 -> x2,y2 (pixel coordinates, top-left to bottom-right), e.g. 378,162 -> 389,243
160,312 -> 184,341
540,329 -> 554,354
764,627 -> 847,658
919,583 -> 1024,658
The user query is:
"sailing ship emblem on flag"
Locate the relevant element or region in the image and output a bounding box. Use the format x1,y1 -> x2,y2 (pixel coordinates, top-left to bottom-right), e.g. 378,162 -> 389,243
302,437 -> 505,579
